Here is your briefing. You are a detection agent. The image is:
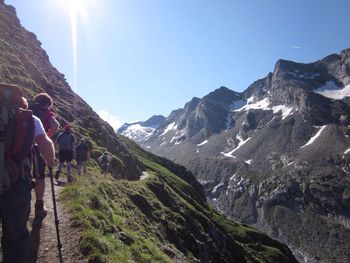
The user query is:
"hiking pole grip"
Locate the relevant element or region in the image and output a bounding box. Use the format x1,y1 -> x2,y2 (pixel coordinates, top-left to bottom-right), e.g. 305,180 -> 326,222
49,167 -> 64,263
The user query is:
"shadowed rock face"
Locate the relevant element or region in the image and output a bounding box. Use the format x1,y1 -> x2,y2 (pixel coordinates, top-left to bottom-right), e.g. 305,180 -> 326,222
134,49 -> 350,262
0,1 -> 142,179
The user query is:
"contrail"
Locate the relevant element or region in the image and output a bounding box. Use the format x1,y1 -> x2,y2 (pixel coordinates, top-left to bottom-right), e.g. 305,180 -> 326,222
286,45 -> 301,49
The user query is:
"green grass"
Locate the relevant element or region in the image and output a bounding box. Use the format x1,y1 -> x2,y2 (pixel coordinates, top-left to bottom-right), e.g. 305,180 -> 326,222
60,171 -> 177,262
60,147 -> 295,263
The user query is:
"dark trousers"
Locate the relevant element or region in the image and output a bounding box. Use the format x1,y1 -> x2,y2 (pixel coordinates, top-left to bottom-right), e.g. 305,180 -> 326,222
0,177 -> 32,263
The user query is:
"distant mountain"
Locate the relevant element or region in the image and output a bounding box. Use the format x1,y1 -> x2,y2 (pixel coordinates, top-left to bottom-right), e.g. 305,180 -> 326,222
129,50 -> 350,262
118,115 -> 165,143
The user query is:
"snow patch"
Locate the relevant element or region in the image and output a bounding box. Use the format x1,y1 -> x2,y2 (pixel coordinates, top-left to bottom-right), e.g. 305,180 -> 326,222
161,122 -> 177,136
198,179 -> 210,185
235,97 -> 270,111
221,135 -> 251,158
271,105 -> 294,120
121,124 -> 156,142
212,182 -> 224,194
197,140 -> 208,146
313,81 -> 350,100
300,125 -> 327,149
169,129 -> 185,144
244,159 -> 253,164
247,96 -> 255,104
229,173 -> 237,182
234,97 -> 294,120
344,148 -> 350,155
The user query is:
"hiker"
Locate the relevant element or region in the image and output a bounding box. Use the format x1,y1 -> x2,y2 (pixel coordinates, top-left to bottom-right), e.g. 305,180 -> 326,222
0,84 -> 55,263
75,138 -> 90,176
97,152 -> 112,174
55,124 -> 75,182
29,93 -> 59,217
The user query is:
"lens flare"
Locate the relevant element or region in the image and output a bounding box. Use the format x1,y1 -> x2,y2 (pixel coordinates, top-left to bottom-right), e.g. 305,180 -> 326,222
52,0 -> 98,91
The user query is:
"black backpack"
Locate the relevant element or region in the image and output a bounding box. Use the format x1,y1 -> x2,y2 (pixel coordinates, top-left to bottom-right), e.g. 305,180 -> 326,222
57,132 -> 74,151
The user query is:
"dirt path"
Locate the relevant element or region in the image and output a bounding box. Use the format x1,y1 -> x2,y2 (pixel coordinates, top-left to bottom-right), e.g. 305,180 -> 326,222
140,171 -> 150,180
26,176 -> 87,263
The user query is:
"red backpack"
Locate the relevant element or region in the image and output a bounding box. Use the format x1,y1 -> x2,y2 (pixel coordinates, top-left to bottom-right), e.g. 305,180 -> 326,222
0,83 -> 34,194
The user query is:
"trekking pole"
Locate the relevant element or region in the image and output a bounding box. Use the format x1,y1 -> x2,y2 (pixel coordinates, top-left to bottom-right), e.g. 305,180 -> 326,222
49,167 -> 64,263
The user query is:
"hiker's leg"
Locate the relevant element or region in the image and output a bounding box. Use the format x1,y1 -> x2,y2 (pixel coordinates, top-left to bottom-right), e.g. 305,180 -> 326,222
34,178 -> 45,205
77,162 -> 82,175
1,177 -> 31,262
57,162 -> 64,172
32,147 -> 47,217
34,153 -> 46,202
67,162 -> 72,176
66,151 -> 74,182
57,150 -> 65,172
83,161 -> 88,176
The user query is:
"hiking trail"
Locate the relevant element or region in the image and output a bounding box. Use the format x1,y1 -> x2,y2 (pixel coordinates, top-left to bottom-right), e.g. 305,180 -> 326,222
26,177 -> 86,263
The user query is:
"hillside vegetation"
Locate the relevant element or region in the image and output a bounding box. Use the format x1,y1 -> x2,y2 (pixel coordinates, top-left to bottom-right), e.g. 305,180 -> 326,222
60,138 -> 297,262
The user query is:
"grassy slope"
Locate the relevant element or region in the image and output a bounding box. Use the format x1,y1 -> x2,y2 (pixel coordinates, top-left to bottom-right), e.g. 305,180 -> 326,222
61,137 -> 297,263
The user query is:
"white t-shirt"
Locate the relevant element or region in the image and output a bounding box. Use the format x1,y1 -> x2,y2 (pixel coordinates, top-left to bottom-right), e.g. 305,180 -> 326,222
33,115 -> 45,138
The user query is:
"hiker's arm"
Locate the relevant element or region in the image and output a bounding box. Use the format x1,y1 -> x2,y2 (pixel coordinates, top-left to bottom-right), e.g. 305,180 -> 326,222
47,118 -> 59,138
35,134 -> 55,167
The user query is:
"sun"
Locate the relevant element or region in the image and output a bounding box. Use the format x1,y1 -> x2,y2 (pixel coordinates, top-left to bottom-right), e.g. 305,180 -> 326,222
53,0 -> 97,19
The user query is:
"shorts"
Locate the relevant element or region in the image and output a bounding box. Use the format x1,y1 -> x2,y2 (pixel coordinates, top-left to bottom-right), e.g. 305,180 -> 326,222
58,150 -> 73,163
32,145 -> 46,179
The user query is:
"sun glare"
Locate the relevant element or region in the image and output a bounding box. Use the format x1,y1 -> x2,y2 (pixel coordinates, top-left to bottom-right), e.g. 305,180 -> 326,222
53,0 -> 97,20
51,0 -> 98,91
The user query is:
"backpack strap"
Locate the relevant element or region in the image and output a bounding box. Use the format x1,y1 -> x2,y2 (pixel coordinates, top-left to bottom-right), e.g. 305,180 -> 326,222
0,92 -> 14,194
0,112 -> 7,194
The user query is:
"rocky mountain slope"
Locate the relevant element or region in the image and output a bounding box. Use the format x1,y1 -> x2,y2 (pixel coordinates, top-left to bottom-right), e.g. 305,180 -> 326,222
0,1 -> 298,262
138,50 -> 350,262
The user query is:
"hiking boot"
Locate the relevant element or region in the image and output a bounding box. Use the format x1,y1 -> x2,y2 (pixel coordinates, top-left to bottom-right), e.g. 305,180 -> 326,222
55,171 -> 60,179
35,207 -> 47,218
35,201 -> 47,218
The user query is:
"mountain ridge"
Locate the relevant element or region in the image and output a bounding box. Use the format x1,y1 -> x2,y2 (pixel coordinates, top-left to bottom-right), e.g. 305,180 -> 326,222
125,48 -> 350,262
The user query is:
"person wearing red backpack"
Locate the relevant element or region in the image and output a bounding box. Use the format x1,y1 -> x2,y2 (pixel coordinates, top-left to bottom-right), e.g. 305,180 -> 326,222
0,84 -> 55,263
30,93 -> 59,218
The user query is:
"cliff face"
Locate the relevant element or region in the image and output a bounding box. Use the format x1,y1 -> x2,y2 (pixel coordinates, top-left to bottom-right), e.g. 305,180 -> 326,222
137,49 -> 350,262
0,1 -> 142,179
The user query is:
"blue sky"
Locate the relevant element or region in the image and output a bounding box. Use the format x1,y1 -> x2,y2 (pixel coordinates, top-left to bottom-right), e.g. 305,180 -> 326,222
5,0 -> 350,129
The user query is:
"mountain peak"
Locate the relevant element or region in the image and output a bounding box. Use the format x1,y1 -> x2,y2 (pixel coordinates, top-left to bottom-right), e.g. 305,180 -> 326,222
143,115 -> 166,127
203,86 -> 241,105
